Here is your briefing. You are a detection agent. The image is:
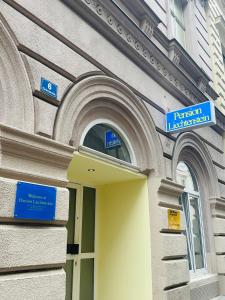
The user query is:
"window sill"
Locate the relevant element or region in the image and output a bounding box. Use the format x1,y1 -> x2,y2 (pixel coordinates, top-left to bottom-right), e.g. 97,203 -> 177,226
189,273 -> 218,290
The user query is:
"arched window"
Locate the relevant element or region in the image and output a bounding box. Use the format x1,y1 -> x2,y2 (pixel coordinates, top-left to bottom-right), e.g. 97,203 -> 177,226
176,161 -> 206,273
83,123 -> 131,163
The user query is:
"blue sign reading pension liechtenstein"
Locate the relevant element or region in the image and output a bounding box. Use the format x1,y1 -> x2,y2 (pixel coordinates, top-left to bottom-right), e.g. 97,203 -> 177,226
40,78 -> 58,99
166,101 -> 216,133
105,130 -> 121,149
14,182 -> 56,221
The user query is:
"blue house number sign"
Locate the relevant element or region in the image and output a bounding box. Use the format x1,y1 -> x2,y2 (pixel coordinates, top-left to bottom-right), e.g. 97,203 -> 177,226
14,182 -> 56,221
40,78 -> 58,99
166,101 -> 216,133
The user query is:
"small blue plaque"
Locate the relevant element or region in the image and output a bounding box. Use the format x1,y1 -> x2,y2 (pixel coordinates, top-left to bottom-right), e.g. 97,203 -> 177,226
14,182 -> 56,221
40,78 -> 58,99
105,130 -> 121,149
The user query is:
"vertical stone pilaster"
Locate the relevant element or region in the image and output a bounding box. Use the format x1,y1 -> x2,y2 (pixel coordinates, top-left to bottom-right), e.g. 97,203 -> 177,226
148,175 -> 190,300
210,197 -> 225,296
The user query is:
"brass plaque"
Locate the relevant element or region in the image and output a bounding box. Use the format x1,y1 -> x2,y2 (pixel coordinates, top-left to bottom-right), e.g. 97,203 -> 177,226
168,209 -> 181,230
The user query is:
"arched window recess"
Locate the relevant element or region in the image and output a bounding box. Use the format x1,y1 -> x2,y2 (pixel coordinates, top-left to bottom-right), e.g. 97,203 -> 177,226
176,161 -> 207,274
81,122 -> 133,165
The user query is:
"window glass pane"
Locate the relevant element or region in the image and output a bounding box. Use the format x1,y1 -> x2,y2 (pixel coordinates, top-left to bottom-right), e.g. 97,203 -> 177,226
189,196 -> 205,269
67,188 -> 76,244
81,187 -> 96,253
175,23 -> 185,47
177,162 -> 205,271
80,259 -> 94,300
176,162 -> 198,192
179,193 -> 193,270
174,0 -> 184,23
83,124 -> 131,163
64,260 -> 74,300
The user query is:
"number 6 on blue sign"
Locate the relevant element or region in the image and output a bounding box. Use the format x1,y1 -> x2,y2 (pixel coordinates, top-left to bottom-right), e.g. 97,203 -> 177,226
40,78 -> 58,99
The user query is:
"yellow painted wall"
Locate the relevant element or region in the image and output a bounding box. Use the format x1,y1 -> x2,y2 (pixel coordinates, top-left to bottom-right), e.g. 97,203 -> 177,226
95,179 -> 152,300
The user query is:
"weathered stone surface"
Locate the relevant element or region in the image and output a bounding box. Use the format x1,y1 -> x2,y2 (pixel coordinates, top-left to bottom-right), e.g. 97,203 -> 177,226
0,269 -> 65,300
161,233 -> 187,259
217,256 -> 225,274
162,259 -> 189,288
165,285 -> 190,300
0,225 -> 67,271
34,97 -> 58,138
215,236 -> 225,253
213,218 -> 225,234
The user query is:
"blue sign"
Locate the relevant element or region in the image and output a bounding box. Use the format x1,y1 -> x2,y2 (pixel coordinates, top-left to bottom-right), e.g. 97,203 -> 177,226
105,130 -> 121,149
40,78 -> 58,99
14,182 -> 56,221
166,101 -> 216,133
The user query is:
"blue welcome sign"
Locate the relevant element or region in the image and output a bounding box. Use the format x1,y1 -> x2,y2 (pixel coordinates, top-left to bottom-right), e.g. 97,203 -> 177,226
14,182 -> 56,221
105,130 -> 121,149
166,101 -> 216,133
40,78 -> 58,99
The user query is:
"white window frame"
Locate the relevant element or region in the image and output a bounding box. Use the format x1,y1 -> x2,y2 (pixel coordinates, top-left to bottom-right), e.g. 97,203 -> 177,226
171,0 -> 187,47
178,163 -> 207,278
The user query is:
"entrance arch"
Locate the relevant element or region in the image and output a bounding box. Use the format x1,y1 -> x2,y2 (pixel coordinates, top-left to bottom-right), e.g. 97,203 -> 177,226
0,19 -> 34,132
54,75 -> 164,176
54,75 -> 165,300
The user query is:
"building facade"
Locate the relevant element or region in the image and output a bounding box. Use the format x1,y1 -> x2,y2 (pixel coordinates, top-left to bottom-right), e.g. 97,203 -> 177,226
207,0 -> 225,114
0,0 -> 225,299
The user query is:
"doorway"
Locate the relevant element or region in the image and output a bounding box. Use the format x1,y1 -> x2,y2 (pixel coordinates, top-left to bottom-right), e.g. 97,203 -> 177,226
65,183 -> 96,300
65,150 -> 152,300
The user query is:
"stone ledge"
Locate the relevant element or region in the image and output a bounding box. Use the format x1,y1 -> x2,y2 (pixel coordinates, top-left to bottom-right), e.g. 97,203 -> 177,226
158,179 -> 184,197
0,123 -> 74,187
164,284 -> 190,300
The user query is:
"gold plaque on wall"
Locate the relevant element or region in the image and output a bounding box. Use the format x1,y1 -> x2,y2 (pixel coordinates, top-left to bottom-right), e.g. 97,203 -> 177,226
168,209 -> 181,230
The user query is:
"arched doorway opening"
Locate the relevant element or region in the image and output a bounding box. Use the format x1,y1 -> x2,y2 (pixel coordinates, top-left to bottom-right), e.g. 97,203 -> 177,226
65,122 -> 150,300
54,75 -> 164,300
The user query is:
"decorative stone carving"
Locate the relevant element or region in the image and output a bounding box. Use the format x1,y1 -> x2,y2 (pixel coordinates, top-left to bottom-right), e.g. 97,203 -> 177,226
140,17 -> 155,39
54,75 -> 165,177
168,43 -> 182,66
78,0 -> 206,105
197,77 -> 207,93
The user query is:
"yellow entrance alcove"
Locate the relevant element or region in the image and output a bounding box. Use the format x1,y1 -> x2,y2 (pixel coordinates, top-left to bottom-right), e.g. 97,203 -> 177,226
67,149 -> 152,300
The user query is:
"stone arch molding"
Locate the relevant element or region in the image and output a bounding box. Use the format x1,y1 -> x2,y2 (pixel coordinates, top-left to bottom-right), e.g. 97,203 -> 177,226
0,19 -> 34,132
172,132 -> 220,199
54,75 -> 164,175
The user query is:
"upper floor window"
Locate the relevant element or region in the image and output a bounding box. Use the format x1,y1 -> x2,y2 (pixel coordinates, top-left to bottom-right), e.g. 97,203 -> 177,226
83,123 -> 131,163
171,0 -> 186,47
176,161 -> 206,273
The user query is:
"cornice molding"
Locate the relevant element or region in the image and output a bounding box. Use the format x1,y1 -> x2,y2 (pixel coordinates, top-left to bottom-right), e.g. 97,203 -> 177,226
158,178 -> 184,197
168,39 -> 211,85
63,0 -> 224,132
119,0 -> 161,39
65,0 -> 212,103
0,124 -> 75,187
210,197 -> 225,218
